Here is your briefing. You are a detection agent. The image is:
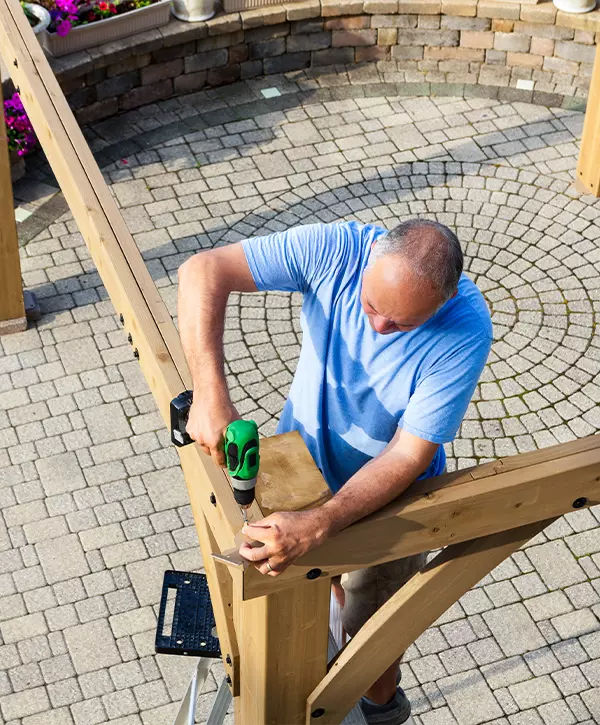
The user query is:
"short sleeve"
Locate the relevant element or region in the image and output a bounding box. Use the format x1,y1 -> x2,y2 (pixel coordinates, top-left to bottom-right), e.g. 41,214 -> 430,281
400,335 -> 492,445
242,223 -> 365,294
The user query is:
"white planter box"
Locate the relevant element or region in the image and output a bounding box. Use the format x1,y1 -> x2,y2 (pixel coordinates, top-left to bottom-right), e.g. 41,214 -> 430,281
40,0 -> 172,58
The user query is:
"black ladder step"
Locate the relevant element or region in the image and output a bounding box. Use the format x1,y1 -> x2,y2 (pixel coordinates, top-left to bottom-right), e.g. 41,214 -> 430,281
155,570 -> 221,658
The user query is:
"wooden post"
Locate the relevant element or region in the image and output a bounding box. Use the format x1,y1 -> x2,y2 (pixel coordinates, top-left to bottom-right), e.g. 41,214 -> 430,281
306,519 -> 555,725
0,69 -> 26,334
577,44 -> 600,196
235,576 -> 330,725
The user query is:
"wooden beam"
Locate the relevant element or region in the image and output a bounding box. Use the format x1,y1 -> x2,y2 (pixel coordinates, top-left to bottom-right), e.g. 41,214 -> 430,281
195,509 -> 240,696
235,574 -> 331,725
0,65 -> 26,334
222,434 -> 600,600
306,518 -> 555,725
577,44 -> 600,196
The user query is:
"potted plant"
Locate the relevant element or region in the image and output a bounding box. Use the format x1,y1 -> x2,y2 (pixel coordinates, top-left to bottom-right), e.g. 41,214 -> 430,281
171,0 -> 215,22
21,2 -> 52,33
3,92 -> 38,182
38,0 -> 172,57
553,0 -> 596,12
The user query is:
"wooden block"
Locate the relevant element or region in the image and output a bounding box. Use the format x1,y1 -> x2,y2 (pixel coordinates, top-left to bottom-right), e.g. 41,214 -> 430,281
254,431 -> 331,518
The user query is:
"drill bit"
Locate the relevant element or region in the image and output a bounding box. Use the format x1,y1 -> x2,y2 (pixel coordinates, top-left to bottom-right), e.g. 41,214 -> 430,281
242,508 -> 248,525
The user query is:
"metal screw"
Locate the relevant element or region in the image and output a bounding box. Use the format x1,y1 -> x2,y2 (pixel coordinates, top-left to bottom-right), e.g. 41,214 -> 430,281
311,709 -> 325,719
133,349 -> 139,359
226,655 -> 232,666
226,675 -> 232,686
127,333 -> 133,344
13,59 -> 18,68
572,497 -> 587,509
306,568 -> 322,580
119,313 -> 124,324
210,493 -> 217,506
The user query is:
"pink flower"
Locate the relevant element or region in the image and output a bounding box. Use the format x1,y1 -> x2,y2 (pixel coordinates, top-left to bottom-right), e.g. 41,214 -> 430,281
56,18 -> 72,35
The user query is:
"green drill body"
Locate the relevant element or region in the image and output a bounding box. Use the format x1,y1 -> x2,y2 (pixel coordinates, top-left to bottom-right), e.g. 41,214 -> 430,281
224,420 -> 260,522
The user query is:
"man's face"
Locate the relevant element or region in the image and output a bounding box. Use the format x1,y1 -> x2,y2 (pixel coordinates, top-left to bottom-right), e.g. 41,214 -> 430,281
360,255 -> 444,335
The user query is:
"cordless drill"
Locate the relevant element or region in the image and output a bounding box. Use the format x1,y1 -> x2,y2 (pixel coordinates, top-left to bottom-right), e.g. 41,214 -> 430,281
170,391 -> 260,522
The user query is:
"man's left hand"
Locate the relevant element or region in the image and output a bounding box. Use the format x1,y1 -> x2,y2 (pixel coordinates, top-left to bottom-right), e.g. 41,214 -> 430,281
239,510 -> 329,577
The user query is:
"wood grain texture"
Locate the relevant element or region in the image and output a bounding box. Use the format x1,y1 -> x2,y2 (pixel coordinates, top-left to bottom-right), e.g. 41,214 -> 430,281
235,575 -> 330,725
0,67 -> 26,327
195,509 -> 240,696
306,519 -> 556,725
237,434 -> 600,599
254,431 -> 331,518
577,44 -> 600,196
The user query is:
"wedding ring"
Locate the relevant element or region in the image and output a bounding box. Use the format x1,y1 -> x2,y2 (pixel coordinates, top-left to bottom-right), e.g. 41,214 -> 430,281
266,561 -> 273,573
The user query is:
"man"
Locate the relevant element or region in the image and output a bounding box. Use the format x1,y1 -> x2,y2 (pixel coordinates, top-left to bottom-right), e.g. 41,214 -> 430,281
178,218 -> 492,725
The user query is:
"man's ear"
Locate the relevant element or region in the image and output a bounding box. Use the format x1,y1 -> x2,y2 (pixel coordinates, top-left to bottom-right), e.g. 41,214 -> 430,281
451,288 -> 458,299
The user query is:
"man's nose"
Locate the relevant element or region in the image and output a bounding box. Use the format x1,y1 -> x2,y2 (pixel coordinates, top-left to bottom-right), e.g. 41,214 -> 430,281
373,315 -> 394,334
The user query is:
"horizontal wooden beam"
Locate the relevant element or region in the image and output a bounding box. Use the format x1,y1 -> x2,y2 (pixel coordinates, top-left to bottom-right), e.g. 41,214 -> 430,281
306,518 -> 555,725
221,434 -> 600,600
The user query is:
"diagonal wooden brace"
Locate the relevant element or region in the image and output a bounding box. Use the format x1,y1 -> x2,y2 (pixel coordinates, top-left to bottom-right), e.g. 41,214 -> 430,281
305,518 -> 556,725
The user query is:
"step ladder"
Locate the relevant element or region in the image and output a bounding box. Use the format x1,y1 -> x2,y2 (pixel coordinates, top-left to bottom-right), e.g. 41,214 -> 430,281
155,570 -> 368,725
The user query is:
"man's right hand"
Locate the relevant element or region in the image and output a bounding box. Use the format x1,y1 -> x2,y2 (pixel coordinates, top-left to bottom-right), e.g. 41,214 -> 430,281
185,394 -> 240,467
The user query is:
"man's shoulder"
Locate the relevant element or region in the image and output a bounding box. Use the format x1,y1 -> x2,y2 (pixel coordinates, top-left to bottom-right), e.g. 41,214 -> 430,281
445,274 -> 493,342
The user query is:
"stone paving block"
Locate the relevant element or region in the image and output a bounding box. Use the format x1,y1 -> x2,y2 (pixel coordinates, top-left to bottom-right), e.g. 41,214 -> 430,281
83,402 -> 132,445
1,612 -> 48,643
483,604 -> 546,656
22,707 -> 75,725
2,686 -> 51,720
525,591 -> 573,622
36,534 -> 89,584
552,610 -> 599,639
142,467 -> 188,511
35,452 -> 86,497
526,540 -> 587,590
64,620 -> 121,674
126,555 -> 169,607
438,669 -> 503,724
56,338 -> 103,375
481,655 -> 531,689
581,687 -> 600,720
509,675 -> 562,709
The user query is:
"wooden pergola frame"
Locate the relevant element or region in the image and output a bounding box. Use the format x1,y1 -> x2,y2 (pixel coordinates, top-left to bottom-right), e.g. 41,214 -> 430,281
1,2 -> 600,722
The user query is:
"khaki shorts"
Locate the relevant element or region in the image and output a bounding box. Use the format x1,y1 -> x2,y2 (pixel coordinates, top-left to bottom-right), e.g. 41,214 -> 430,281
337,552 -> 427,638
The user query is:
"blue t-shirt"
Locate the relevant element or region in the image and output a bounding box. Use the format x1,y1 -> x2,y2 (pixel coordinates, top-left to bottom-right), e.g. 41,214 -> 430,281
242,221 -> 493,493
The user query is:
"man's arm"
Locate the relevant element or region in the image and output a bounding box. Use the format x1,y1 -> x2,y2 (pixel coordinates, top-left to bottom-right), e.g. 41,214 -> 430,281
177,244 -> 257,465
239,428 -> 438,576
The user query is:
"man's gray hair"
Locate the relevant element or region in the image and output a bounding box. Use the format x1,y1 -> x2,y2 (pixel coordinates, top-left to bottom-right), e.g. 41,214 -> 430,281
370,219 -> 463,303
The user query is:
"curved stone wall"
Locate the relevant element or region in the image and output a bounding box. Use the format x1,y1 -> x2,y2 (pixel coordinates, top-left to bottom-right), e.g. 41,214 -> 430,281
48,0 -> 600,125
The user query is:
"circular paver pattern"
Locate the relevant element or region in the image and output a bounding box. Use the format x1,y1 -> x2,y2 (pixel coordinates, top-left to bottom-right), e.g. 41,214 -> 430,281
3,77 -> 600,725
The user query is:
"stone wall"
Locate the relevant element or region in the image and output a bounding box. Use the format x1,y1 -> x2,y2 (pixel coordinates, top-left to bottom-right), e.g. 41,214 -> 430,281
48,0 -> 600,125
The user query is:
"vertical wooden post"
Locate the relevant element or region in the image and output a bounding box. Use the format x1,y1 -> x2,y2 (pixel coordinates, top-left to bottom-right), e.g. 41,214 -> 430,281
577,44 -> 600,197
0,72 -> 26,334
235,576 -> 330,725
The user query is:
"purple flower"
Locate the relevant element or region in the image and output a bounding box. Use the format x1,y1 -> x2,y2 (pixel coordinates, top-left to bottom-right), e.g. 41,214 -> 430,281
4,92 -> 38,156
55,18 -> 72,35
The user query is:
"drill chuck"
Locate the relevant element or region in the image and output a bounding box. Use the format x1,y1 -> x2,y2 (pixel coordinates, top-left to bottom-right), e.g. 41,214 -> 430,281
232,477 -> 257,507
